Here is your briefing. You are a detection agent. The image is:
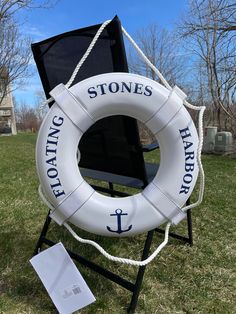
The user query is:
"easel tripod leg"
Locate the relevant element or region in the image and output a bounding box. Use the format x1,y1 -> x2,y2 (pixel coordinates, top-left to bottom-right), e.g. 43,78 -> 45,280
33,211 -> 52,256
127,229 -> 155,314
187,209 -> 193,246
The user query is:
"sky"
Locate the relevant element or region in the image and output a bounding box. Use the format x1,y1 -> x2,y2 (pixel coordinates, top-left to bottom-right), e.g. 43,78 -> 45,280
14,0 -> 187,105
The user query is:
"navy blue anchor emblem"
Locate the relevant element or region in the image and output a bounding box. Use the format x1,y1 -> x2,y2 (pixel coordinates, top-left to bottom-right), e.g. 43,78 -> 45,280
107,209 -> 132,234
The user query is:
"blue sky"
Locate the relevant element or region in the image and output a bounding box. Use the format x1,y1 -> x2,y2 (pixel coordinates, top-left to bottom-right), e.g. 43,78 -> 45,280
14,0 -> 187,105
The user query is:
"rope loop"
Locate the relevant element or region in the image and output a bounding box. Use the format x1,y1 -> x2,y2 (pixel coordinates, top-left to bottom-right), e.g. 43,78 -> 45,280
38,185 -> 172,266
64,222 -> 171,266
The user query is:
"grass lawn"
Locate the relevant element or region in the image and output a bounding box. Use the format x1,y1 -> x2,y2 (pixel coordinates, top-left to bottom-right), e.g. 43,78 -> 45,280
0,133 -> 235,314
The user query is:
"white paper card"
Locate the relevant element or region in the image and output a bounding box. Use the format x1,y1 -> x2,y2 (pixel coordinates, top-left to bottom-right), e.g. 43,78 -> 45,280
30,242 -> 96,314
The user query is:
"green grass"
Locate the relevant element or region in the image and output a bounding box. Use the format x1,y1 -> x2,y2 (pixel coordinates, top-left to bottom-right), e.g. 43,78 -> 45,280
0,133 -> 235,314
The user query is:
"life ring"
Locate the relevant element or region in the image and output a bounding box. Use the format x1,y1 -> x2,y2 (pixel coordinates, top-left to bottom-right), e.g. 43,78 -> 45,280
36,73 -> 199,237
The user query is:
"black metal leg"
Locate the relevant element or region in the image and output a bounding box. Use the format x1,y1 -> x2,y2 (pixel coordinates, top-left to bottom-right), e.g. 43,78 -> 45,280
155,198 -> 193,245
34,210 -> 153,314
127,230 -> 155,313
33,198 -> 193,312
186,209 -> 193,246
33,211 -> 52,256
108,182 -> 115,197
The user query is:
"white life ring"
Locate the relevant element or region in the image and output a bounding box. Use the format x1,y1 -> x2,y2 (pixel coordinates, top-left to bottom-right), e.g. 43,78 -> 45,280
36,73 -> 199,237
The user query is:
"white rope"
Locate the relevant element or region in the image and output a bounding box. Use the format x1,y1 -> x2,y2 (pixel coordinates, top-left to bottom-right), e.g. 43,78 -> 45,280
37,19 -> 206,266
64,221 -> 171,266
38,185 -> 54,210
121,26 -> 172,91
39,19 -> 112,111
64,19 -> 112,89
182,103 -> 205,212
38,184 -> 171,266
121,25 -> 206,214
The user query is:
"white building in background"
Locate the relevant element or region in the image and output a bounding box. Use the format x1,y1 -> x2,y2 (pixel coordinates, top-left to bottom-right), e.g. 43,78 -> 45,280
0,69 -> 17,135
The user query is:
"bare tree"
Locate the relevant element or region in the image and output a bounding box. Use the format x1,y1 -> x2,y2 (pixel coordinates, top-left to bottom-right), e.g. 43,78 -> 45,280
0,0 -> 57,20
128,24 -> 191,142
0,18 -> 31,104
180,0 -> 236,131
183,0 -> 236,34
0,0 -> 58,105
128,24 -> 187,86
34,89 -> 48,124
14,88 -> 47,131
15,101 -> 40,131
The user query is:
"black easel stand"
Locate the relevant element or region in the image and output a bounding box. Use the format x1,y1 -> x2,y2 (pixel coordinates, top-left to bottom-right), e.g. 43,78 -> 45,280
33,193 -> 192,313
32,16 -> 193,312
33,212 -> 155,313
156,199 -> 193,246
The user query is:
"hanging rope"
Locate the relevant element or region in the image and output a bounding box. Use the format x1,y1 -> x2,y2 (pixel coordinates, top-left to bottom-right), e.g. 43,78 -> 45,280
38,19 -> 206,266
121,24 -> 206,214
38,184 -> 171,266
64,222 -> 171,266
39,19 -> 112,110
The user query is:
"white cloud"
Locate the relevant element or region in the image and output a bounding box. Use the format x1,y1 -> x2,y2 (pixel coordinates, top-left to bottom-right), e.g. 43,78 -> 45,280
23,25 -> 49,42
